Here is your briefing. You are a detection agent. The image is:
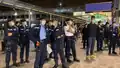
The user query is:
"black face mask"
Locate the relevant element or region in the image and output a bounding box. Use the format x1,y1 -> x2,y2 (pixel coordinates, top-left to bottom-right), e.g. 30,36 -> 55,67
51,25 -> 55,29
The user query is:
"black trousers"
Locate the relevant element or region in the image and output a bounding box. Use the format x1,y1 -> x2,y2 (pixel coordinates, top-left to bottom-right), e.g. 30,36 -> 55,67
109,37 -> 117,54
65,36 -> 76,59
5,40 -> 17,67
20,41 -> 30,61
83,39 -> 87,49
53,38 -> 67,67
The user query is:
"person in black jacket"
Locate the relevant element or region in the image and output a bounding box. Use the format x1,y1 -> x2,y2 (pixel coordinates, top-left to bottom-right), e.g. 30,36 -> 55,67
104,22 -> 110,48
108,22 -> 118,55
5,20 -> 20,68
82,24 -> 88,49
86,16 -> 97,60
96,21 -> 104,52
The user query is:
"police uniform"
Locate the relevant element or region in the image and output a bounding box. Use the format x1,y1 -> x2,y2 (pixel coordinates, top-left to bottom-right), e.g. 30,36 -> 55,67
96,25 -> 104,51
52,25 -> 68,68
19,26 -> 30,63
109,25 -> 118,55
4,26 -> 19,68
30,24 -> 40,48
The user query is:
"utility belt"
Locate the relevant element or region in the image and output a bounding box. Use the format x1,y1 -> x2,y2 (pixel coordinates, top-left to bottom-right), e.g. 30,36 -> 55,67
56,35 -> 64,39
40,39 -> 46,43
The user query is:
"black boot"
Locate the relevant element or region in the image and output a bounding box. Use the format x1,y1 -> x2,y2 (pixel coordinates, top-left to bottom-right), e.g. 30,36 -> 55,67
67,59 -> 73,63
53,64 -> 58,68
13,63 -> 20,67
74,58 -> 80,62
62,65 -> 69,68
112,52 -> 117,55
20,59 -> 24,64
25,59 -> 30,63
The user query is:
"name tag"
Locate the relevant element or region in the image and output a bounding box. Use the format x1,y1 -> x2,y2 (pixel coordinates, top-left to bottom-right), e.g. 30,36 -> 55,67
21,29 -> 24,30
56,29 -> 59,31
35,27 -> 39,29
113,34 -> 116,36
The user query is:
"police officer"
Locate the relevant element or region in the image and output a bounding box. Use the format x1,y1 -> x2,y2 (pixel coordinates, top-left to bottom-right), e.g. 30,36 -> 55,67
30,18 -> 49,68
52,20 -> 68,68
19,20 -> 30,63
96,21 -> 104,51
30,20 -> 40,50
64,19 -> 80,63
4,20 -> 19,68
108,22 -> 118,55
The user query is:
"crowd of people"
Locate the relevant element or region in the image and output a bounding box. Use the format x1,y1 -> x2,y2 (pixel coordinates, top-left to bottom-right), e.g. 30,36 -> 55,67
2,15 -> 120,68
3,18 -> 80,68
82,16 -> 120,60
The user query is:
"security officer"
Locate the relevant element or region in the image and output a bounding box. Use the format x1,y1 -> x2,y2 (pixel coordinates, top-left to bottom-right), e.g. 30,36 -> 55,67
52,20 -> 69,68
96,21 -> 104,51
30,20 -> 40,50
4,20 -> 19,68
108,22 -> 118,55
64,19 -> 80,63
30,18 -> 49,68
19,20 -> 30,63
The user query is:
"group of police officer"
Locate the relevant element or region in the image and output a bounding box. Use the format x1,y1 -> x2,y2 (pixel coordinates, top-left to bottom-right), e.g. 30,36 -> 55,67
4,18 -> 80,68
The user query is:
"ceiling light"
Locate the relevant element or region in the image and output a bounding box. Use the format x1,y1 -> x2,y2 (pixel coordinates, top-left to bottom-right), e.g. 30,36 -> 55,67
14,12 -> 18,16
29,11 -> 32,15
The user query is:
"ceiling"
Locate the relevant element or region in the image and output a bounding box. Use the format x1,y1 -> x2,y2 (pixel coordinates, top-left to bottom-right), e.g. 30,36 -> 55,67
0,0 -> 112,12
20,0 -> 112,8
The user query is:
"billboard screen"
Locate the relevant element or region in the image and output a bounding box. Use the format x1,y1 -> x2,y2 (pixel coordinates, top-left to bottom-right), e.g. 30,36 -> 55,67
85,2 -> 112,12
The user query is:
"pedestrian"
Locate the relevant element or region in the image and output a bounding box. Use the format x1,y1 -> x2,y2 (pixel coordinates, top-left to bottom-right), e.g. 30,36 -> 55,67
64,19 -> 80,63
86,16 -> 97,60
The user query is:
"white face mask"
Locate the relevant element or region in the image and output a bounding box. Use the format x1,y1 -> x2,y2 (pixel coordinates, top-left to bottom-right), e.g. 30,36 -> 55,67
22,21 -> 27,26
41,20 -> 46,25
9,21 -> 15,26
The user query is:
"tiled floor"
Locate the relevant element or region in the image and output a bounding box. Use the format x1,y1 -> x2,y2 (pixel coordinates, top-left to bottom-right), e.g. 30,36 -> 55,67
1,39 -> 120,68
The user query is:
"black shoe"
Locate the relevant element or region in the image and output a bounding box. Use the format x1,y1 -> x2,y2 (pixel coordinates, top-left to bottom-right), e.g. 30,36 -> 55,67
67,59 -> 73,63
100,49 -> 103,51
70,53 -> 72,56
62,65 -> 69,68
13,63 -> 20,67
20,60 -> 24,64
45,58 -> 50,62
74,58 -> 80,62
53,65 -> 58,68
6,66 -> 9,68
112,52 -> 117,55
25,60 -> 30,63
108,52 -> 111,55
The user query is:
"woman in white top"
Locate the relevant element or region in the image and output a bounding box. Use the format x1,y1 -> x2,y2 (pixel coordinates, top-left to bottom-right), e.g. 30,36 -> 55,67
64,19 -> 80,63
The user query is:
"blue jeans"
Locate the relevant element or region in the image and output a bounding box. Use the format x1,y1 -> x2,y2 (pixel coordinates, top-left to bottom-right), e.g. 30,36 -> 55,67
86,37 -> 96,56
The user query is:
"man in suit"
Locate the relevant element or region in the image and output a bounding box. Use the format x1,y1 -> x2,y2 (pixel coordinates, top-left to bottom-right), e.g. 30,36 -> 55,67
30,18 -> 49,68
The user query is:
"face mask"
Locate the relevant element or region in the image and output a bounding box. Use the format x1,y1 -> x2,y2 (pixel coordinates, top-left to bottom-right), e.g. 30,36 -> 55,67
22,22 -> 27,26
41,20 -> 46,25
92,20 -> 95,24
9,21 -> 15,26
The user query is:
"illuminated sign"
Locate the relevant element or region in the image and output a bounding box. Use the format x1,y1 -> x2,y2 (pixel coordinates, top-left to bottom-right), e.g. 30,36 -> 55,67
86,2 -> 112,12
